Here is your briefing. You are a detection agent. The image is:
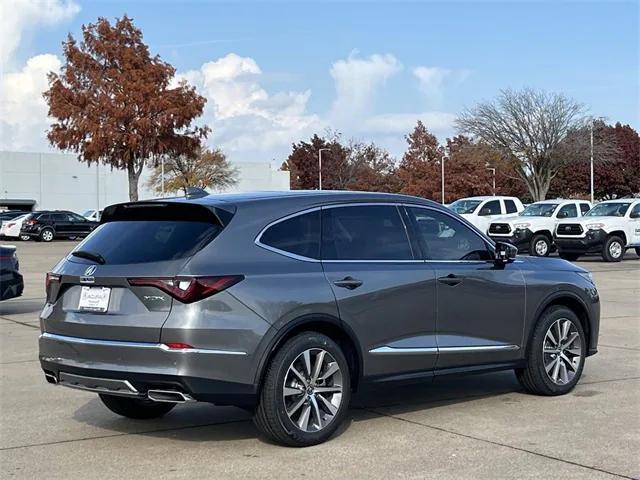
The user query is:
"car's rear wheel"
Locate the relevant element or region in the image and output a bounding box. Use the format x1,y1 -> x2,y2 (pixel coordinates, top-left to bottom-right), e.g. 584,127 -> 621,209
254,332 -> 351,447
99,394 -> 176,419
530,234 -> 551,257
516,306 -> 586,396
39,228 -> 54,242
602,235 -> 624,262
559,253 -> 580,261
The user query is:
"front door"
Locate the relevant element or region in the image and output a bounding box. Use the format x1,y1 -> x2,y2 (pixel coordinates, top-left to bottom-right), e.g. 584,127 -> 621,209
630,203 -> 640,246
406,206 -> 526,370
321,204 -> 438,380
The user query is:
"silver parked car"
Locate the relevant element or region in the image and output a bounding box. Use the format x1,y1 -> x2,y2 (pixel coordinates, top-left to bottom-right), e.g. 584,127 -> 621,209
39,191 -> 600,446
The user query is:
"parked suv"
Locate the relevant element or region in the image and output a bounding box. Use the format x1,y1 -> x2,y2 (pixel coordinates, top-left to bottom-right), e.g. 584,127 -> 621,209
555,199 -> 640,262
21,211 -> 98,242
448,196 -> 525,233
488,200 -> 592,256
39,192 -> 600,446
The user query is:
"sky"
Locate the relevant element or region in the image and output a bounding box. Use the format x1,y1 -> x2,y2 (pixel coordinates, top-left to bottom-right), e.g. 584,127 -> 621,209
1,0 -> 638,164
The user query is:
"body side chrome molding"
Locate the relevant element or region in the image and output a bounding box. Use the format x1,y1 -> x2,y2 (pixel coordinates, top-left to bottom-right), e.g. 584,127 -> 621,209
40,332 -> 247,356
369,344 -> 519,355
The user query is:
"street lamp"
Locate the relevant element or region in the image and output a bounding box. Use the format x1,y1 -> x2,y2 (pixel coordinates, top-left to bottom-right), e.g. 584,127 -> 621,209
486,167 -> 496,196
440,155 -> 446,205
161,156 -> 165,197
318,148 -> 330,190
589,116 -> 606,204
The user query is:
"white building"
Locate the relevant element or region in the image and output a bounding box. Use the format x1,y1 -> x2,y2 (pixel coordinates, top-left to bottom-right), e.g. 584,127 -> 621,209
0,151 -> 289,212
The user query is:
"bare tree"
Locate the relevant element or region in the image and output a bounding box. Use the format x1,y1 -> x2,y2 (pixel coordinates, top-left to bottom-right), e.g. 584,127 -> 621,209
456,88 -> 587,201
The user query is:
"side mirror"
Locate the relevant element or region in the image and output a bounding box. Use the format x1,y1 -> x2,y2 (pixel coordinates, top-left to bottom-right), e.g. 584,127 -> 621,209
557,211 -> 567,218
494,241 -> 517,264
631,211 -> 640,219
479,208 -> 492,216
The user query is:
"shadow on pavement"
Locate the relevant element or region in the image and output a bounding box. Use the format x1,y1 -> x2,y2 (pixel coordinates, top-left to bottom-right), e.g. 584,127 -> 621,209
0,298 -> 45,316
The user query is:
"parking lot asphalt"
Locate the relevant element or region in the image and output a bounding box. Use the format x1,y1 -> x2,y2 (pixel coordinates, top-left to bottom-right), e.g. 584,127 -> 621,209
1,241 -> 639,479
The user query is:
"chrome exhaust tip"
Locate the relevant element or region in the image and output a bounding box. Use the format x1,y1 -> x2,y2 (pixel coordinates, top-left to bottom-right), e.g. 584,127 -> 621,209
44,372 -> 58,385
147,389 -> 195,403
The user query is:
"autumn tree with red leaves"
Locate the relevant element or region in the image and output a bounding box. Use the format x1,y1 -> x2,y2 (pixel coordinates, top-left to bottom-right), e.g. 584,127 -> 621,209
44,16 -> 209,201
397,121 -> 442,200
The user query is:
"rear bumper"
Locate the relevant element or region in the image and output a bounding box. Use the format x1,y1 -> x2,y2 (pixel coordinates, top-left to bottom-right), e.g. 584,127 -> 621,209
39,332 -> 258,407
489,229 -> 533,252
555,230 -> 607,254
0,270 -> 24,300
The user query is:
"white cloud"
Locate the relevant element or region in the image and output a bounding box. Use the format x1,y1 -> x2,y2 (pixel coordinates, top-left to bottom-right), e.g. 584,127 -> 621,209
363,111 -> 457,135
178,53 -> 322,161
0,0 -> 79,66
330,52 -> 402,123
0,54 -> 61,150
412,66 -> 470,108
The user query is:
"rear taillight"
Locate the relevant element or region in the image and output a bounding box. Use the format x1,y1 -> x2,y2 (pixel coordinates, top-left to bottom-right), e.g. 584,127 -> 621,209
128,276 -> 244,304
25,219 -> 39,226
45,272 -> 61,298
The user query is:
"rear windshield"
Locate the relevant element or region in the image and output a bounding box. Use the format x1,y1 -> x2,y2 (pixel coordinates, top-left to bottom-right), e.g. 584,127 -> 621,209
74,221 -> 222,264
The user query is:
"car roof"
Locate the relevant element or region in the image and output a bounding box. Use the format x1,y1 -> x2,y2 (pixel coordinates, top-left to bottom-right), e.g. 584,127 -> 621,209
454,196 -> 518,201
599,198 -> 638,203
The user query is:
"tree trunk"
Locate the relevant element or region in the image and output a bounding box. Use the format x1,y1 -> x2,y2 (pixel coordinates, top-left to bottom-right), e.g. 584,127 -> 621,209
127,159 -> 144,201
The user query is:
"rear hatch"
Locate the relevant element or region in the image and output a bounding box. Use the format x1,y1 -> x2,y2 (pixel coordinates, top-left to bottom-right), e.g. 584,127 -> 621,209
42,201 -> 232,342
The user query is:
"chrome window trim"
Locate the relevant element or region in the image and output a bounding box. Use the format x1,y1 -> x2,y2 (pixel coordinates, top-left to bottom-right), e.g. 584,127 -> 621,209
40,332 -> 248,356
369,344 -> 519,355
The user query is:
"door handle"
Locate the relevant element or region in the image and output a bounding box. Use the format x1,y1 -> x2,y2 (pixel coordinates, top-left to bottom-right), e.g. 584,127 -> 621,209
437,274 -> 463,286
333,277 -> 363,290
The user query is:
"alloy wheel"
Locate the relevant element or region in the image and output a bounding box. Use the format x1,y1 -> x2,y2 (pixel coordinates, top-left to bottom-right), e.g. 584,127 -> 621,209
609,241 -> 622,259
42,230 -> 54,241
543,318 -> 582,385
535,239 -> 549,256
283,348 -> 343,432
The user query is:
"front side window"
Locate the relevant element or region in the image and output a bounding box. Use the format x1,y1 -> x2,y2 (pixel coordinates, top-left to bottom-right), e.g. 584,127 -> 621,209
504,199 -> 518,214
260,210 -> 320,259
585,202 -> 631,217
321,205 -> 413,260
557,204 -> 578,219
521,203 -> 558,217
408,207 -> 491,261
580,203 -> 591,215
479,200 -> 501,216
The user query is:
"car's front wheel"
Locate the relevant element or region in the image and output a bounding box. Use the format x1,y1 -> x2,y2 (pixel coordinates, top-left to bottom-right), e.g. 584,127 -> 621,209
530,234 -> 551,257
516,306 -> 586,396
602,235 -> 624,262
254,332 -> 351,447
19,234 -> 30,241
99,394 -> 176,419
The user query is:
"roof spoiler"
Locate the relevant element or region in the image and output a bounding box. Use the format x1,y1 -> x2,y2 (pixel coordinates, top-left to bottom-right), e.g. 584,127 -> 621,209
100,201 -> 234,226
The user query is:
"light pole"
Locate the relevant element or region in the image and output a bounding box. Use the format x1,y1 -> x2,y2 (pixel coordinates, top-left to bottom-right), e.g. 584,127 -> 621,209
161,156 -> 165,197
486,167 -> 496,196
318,148 -> 330,190
440,155 -> 446,205
589,120 -> 594,204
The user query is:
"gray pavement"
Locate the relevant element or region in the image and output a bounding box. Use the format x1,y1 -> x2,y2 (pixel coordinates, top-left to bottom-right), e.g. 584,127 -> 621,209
1,241 -> 639,479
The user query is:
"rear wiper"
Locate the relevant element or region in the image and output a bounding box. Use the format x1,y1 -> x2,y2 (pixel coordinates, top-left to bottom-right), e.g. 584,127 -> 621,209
71,250 -> 106,264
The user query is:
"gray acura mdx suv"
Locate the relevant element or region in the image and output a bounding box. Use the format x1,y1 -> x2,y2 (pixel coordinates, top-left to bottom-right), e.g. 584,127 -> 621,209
39,191 -> 600,446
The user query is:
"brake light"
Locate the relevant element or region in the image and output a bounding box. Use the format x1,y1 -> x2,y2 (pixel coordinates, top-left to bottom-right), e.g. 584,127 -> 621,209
25,219 -> 39,226
127,276 -> 244,304
45,272 -> 61,297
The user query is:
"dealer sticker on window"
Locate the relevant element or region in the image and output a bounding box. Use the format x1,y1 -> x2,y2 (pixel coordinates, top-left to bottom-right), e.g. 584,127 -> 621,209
78,286 -> 111,312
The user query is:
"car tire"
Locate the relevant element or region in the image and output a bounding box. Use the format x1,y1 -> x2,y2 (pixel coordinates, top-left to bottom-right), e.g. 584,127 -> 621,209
19,235 -> 30,241
530,234 -> 551,257
99,394 -> 176,419
516,305 -> 586,396
602,235 -> 624,262
39,228 -> 54,242
636,247 -> 640,257
254,332 -> 351,447
559,253 -> 580,261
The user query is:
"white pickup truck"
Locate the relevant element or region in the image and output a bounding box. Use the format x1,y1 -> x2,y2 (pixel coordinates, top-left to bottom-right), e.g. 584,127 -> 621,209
448,196 -> 525,233
488,199 -> 592,257
554,198 -> 640,262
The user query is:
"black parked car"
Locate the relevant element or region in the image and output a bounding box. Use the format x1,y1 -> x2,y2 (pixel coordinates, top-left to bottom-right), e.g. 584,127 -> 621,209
21,211 -> 98,242
0,245 -> 24,301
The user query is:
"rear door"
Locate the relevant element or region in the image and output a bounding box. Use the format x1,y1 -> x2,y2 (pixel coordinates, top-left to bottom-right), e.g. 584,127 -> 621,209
41,202 -> 227,342
51,213 -> 71,236
321,204 -> 438,380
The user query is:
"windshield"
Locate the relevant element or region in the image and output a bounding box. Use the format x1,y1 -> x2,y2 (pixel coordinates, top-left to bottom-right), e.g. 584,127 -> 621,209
82,210 -> 95,217
449,199 -> 482,214
520,203 -> 559,217
585,202 -> 631,217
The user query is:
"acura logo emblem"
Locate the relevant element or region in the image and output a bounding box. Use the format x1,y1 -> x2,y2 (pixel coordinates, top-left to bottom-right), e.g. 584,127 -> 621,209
84,265 -> 97,276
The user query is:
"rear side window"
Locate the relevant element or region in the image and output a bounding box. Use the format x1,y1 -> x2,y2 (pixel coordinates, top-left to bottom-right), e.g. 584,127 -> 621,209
580,203 -> 591,215
260,210 -> 320,259
37,214 -> 51,222
504,199 -> 518,214
52,213 -> 68,222
75,221 -> 222,264
479,200 -> 501,216
322,205 -> 413,260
